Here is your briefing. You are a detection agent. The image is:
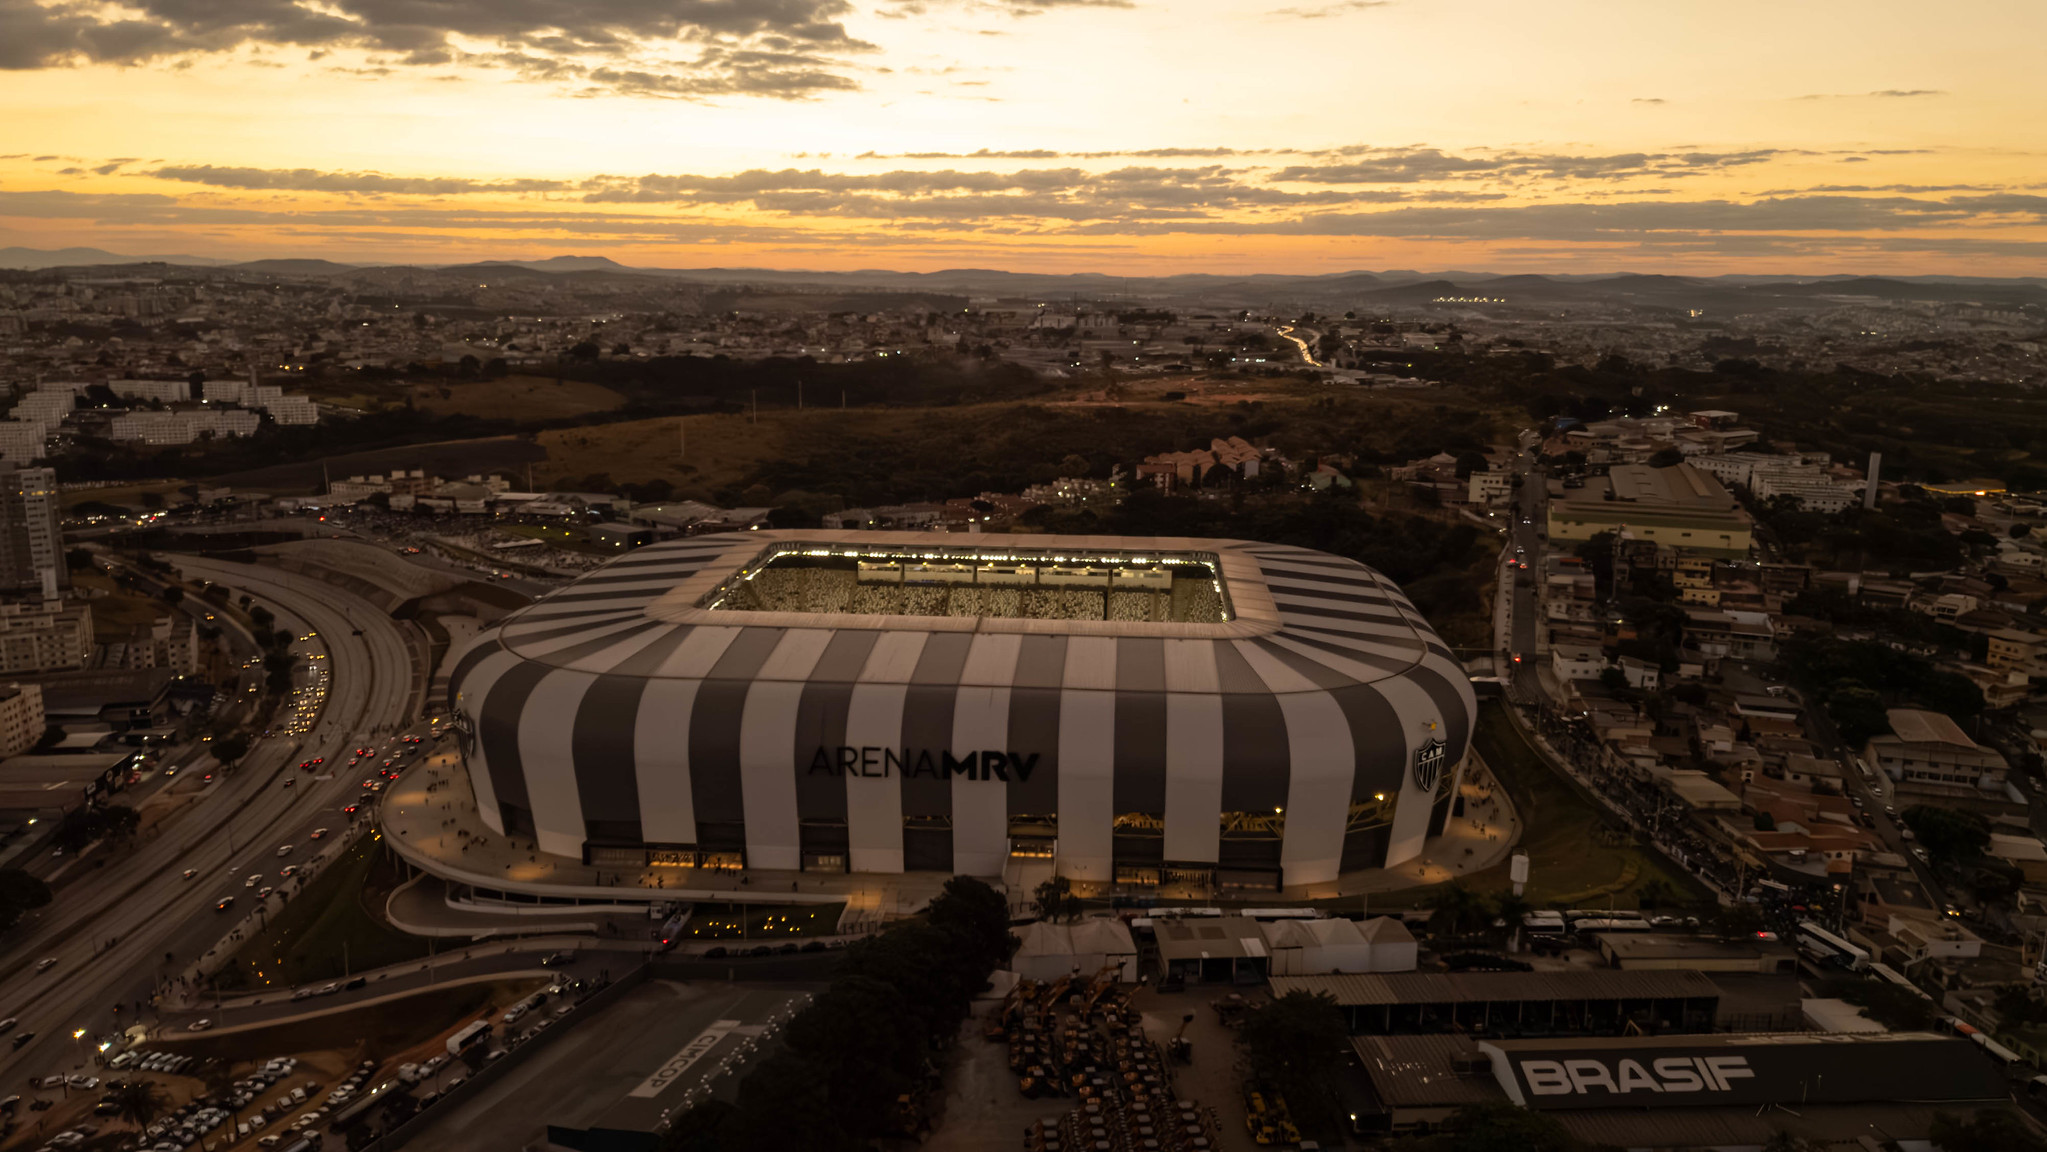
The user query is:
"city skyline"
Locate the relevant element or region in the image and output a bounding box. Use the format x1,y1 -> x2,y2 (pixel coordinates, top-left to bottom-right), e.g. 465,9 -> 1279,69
1,0 -> 2043,273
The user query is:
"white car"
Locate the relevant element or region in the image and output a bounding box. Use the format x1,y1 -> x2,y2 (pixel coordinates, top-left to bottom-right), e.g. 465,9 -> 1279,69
34,957 -> 56,973
245,874 -> 262,887
187,1019 -> 214,1032
276,845 -> 293,857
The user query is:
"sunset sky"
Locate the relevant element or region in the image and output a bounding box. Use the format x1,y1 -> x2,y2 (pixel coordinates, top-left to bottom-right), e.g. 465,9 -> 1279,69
1,0 -> 2042,273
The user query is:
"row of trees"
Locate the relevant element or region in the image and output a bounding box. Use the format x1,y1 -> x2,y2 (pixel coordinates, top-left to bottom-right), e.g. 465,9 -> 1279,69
663,876 -> 1011,1152
1780,635 -> 1986,745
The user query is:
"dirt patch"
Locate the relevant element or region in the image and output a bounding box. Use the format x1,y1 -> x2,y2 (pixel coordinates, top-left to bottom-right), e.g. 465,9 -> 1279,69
408,376 -> 624,422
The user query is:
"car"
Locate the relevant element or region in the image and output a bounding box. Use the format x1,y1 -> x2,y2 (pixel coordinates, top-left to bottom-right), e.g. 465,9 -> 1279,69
10,1032 -> 33,1050
0,1017 -> 12,1033
1911,846 -> 1931,862
217,896 -> 236,911
1945,904 -> 1962,918
276,844 -> 293,857
65,1075 -> 98,1089
343,976 -> 366,991
279,865 -> 298,878
362,779 -> 377,789
182,868 -> 197,880
187,1019 -> 213,1032
245,874 -> 262,887
310,828 -> 328,840
312,757 -> 323,765
282,777 -> 295,787
32,1075 -> 65,1089
290,988 -> 314,1001
317,983 -> 340,996
342,804 -> 360,815
540,951 -> 575,967
35,957 -> 56,972
258,886 -> 274,898
1884,804 -> 1897,816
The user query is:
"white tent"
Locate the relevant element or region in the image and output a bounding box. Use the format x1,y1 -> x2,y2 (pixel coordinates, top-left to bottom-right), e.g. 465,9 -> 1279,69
1360,916 -> 1419,972
1262,918 -> 1373,975
1012,919 -> 1139,982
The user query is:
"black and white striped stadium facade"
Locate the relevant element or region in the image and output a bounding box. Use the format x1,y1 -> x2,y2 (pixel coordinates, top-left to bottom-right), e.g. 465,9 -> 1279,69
445,531 -> 1476,890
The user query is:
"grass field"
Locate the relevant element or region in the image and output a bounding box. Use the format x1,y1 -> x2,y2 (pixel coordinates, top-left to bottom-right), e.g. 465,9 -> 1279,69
71,569 -> 169,641
227,834 -> 432,989
157,984 -> 507,1063
1362,703 -> 1710,912
408,375 -> 624,421
534,387 -> 1514,508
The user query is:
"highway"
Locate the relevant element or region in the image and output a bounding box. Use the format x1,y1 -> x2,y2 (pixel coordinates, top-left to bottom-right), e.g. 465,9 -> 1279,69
0,556 -> 419,1094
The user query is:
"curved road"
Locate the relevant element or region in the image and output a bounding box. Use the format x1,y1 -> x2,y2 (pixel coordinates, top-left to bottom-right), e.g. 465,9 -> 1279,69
0,557 -> 417,1092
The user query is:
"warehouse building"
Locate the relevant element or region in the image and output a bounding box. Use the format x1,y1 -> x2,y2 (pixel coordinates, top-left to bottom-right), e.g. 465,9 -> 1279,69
1268,969 -> 1724,1036
1352,1031 -> 2011,1145
444,532 -> 1476,890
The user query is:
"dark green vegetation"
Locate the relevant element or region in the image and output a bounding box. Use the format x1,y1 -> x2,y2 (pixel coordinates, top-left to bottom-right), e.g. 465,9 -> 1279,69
1373,703 -> 1707,910
0,868 -> 52,929
57,353 -> 1055,484
1927,1110 -> 2047,1152
221,836 -> 430,989
1779,635 -> 1985,743
1899,806 -> 2026,904
52,803 -> 140,852
1388,348 -> 2047,491
1235,991 -> 1350,1139
663,876 -> 1010,1152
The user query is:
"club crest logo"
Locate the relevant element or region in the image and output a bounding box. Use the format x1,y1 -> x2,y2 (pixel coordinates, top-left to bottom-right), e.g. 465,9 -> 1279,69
1413,737 -> 1447,792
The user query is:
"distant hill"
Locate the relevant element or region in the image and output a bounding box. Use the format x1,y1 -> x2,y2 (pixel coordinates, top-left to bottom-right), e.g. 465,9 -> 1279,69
0,246 -> 228,269
226,258 -> 363,276
3,245 -> 2043,308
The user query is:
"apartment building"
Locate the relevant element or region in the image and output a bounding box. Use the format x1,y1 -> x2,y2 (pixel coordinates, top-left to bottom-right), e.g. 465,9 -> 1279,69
0,681 -> 45,758
0,599 -> 92,674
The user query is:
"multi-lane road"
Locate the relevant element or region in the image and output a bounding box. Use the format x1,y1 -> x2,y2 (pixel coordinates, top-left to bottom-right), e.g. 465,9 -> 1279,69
0,558 -> 419,1092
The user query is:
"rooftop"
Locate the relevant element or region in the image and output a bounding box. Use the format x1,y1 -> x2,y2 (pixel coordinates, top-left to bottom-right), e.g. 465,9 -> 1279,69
1267,968 -> 1721,1007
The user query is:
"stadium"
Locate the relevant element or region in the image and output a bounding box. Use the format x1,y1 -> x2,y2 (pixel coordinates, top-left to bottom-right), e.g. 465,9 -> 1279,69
444,530 -> 1476,890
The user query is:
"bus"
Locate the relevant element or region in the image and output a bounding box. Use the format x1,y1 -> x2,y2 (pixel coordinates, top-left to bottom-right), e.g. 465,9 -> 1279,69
1573,919 -> 1654,936
446,1019 -> 492,1057
1795,920 -> 1870,971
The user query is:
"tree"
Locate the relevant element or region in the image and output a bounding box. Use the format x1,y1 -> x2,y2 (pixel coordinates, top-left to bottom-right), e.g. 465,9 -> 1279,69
1034,875 -> 1080,922
105,1078 -> 169,1129
1647,447 -> 1686,468
160,585 -> 184,607
1490,890 -> 1534,947
212,733 -> 251,767
1597,666 -> 1628,693
1236,991 -> 1348,1135
1825,682 -> 1889,745
0,868 -> 52,928
1904,805 -> 1991,865
1926,1109 -> 2046,1152
1426,881 -> 1494,938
